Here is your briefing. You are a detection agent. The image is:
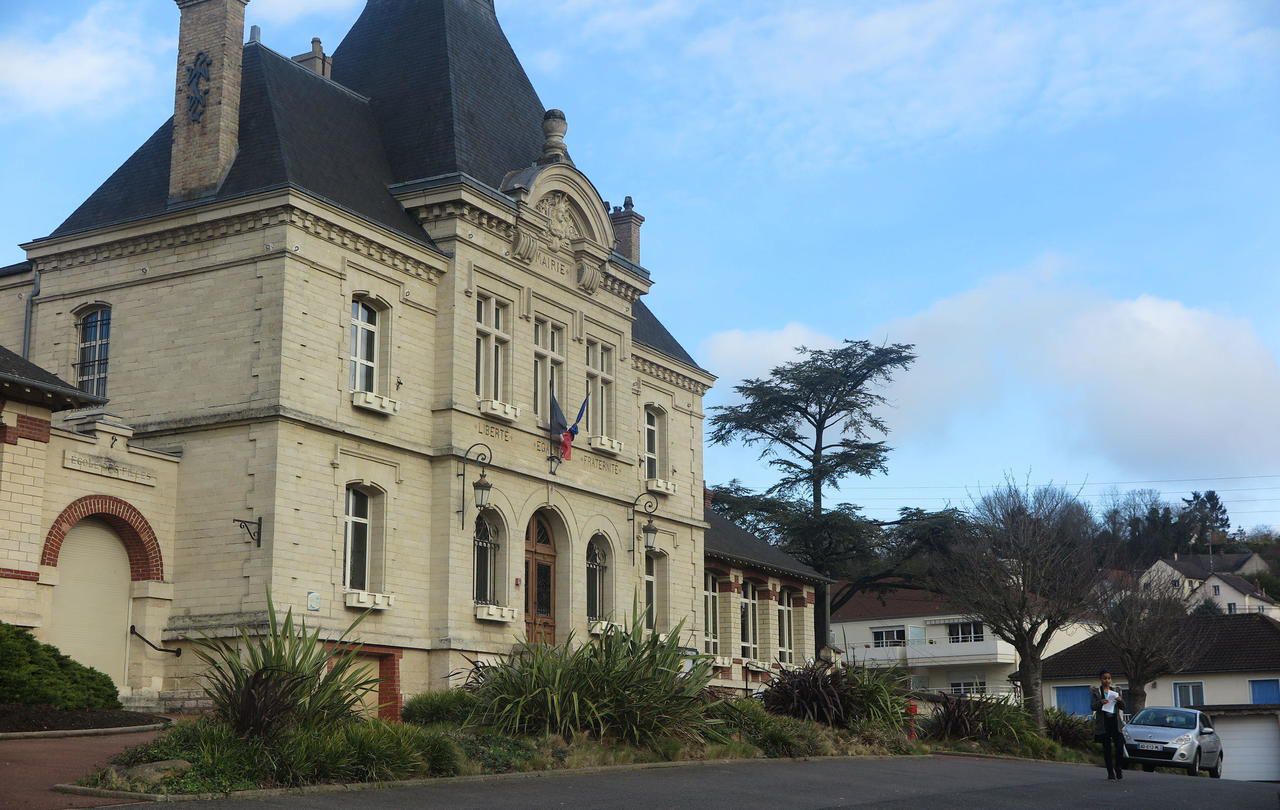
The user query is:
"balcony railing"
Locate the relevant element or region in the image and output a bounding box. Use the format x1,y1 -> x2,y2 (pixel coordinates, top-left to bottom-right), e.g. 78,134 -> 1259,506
852,637 -> 1016,667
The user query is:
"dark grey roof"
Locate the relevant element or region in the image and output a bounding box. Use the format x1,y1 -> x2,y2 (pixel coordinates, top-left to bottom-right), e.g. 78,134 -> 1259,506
0,344 -> 105,411
704,507 -> 828,583
1042,613 -> 1280,680
0,261 -> 31,278
331,0 -> 547,190
1213,572 -> 1276,605
1162,553 -> 1259,581
632,299 -> 703,371
50,44 -> 431,247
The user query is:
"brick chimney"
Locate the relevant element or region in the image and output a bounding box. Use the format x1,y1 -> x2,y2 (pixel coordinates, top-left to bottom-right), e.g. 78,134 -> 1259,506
168,0 -> 249,203
609,196 -> 645,264
293,37 -> 332,78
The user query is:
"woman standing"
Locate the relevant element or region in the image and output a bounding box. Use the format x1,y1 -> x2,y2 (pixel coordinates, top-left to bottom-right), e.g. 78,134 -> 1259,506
1093,668 -> 1126,780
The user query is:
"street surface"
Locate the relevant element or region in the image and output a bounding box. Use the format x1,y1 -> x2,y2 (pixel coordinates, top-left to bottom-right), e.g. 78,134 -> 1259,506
192,755 -> 1278,809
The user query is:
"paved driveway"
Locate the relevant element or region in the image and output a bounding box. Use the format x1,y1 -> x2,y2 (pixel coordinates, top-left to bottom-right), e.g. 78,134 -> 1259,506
193,755 -> 1277,809
0,729 -> 159,809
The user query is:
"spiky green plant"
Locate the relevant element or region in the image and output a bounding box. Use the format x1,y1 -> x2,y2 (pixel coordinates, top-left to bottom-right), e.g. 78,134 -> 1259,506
761,661 -> 908,729
191,594 -> 379,739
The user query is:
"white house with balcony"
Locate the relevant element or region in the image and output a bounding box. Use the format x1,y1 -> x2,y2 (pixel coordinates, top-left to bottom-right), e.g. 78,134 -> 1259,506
831,587 -> 1092,697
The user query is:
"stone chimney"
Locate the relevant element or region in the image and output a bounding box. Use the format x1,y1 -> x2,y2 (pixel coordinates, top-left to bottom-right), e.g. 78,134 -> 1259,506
610,197 -> 645,263
168,0 -> 249,203
293,37 -> 332,78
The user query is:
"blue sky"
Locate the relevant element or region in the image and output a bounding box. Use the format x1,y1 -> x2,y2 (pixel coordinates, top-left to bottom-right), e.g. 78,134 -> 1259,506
2,0 -> 1278,528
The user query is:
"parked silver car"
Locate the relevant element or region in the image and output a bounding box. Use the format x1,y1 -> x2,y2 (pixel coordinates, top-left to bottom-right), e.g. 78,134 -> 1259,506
1121,707 -> 1223,777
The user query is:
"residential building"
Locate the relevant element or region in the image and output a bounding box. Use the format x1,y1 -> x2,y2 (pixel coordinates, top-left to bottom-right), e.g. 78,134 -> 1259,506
0,0 -> 818,713
1196,573 -> 1279,618
831,587 -> 1091,697
1041,613 -> 1280,781
1141,552 -> 1270,598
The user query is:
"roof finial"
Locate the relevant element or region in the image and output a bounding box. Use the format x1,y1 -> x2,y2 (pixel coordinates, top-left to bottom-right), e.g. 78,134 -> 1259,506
541,109 -> 571,165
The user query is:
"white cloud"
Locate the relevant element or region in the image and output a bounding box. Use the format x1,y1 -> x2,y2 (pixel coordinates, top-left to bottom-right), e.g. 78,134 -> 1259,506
702,261 -> 1280,475
545,0 -> 699,48
250,0 -> 361,25
0,2 -> 171,119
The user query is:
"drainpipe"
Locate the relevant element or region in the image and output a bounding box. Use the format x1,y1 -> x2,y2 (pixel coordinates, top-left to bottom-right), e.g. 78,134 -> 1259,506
21,268 -> 40,359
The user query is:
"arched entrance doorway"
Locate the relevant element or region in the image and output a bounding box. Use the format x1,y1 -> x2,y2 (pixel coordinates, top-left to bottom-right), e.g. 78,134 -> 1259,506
46,518 -> 132,687
524,513 -> 557,643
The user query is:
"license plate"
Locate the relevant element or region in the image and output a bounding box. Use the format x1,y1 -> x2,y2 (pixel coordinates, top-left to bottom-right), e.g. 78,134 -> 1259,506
1138,743 -> 1162,751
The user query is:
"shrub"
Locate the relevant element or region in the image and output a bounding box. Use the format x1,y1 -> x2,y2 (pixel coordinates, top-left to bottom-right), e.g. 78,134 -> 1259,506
753,715 -> 831,758
760,661 -> 907,730
1044,707 -> 1093,750
0,622 -> 120,711
448,730 -> 538,773
924,693 -> 1041,753
463,613 -> 724,747
191,594 -> 379,739
402,689 -> 477,726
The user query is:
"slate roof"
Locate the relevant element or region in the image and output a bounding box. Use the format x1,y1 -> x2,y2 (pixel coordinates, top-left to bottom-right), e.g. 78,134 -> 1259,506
51,44 -> 430,247
331,0 -> 547,189
0,344 -> 105,411
0,261 -> 32,278
1041,613 -> 1280,680
632,299 -> 702,371
1160,553 -> 1260,581
1212,572 -> 1276,605
703,507 -> 827,583
830,587 -> 958,623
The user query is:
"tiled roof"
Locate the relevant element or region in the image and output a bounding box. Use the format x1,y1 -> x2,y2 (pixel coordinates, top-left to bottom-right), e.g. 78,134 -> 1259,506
1212,572 -> 1276,605
631,299 -> 702,371
0,344 -> 105,411
830,587 -> 957,623
1161,553 -> 1258,581
1042,613 -> 1280,680
51,44 -> 431,246
703,507 -> 827,584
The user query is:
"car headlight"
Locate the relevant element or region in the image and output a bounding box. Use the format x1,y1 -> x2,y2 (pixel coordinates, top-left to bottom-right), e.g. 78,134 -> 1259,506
1170,734 -> 1191,745
1122,729 -> 1133,740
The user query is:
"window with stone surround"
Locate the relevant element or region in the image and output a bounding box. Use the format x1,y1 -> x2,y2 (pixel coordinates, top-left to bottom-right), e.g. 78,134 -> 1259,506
75,305 -> 111,398
585,339 -> 614,437
475,293 -> 510,402
643,406 -> 667,480
586,535 -> 609,622
644,551 -> 660,631
533,316 -> 564,420
343,484 -> 383,593
777,590 -> 795,664
473,513 -> 501,606
349,298 -> 380,393
704,572 -> 720,655
740,581 -> 760,660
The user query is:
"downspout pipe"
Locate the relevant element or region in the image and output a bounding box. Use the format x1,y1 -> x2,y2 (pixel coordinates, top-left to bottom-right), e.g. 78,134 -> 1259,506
21,268 -> 40,359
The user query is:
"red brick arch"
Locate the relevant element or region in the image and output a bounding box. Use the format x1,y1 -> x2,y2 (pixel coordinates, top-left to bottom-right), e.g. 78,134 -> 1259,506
42,495 -> 164,581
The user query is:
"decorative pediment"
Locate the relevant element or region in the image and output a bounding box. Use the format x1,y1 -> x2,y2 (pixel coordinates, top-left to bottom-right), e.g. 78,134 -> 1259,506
535,191 -> 584,253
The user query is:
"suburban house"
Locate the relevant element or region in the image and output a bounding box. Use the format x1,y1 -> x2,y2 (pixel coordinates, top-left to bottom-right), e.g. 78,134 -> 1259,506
1195,573 -> 1278,618
0,0 -> 820,714
830,587 -> 1091,697
1141,552 -> 1270,597
1040,613 -> 1280,781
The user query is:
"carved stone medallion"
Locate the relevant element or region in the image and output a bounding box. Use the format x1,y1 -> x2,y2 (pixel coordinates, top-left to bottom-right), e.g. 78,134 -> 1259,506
535,192 -> 580,253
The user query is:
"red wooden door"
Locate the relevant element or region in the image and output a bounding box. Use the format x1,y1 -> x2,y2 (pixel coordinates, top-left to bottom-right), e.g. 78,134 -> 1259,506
524,514 -> 556,643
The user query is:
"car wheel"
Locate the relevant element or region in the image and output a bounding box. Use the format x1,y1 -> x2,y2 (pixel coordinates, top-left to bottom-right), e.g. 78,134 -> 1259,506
1207,751 -> 1222,779
1187,750 -> 1200,777
1142,764 -> 1155,773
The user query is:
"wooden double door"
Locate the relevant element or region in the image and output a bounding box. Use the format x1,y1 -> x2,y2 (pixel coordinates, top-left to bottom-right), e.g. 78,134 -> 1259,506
524,514 -> 556,643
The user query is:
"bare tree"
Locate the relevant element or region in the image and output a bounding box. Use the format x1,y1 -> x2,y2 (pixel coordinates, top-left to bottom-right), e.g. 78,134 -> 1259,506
1088,569 -> 1208,713
931,483 -> 1102,729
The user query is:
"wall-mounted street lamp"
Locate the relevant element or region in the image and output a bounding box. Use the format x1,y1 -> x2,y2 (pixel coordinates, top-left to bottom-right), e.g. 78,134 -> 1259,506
458,443 -> 494,528
629,492 -> 659,554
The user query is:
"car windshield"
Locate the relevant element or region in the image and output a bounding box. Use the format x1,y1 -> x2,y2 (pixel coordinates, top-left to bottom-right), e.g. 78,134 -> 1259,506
1130,709 -> 1197,729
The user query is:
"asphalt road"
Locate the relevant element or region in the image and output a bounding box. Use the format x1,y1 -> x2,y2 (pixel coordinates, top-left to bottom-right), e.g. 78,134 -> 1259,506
191,755 -> 1278,809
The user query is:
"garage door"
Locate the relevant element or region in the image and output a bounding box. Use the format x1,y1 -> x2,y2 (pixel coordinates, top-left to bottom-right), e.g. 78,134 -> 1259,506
45,519 -> 132,688
1216,715 -> 1280,781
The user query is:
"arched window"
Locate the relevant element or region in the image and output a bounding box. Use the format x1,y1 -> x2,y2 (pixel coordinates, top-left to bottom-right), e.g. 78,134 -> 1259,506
343,485 -> 374,591
349,298 -> 380,393
643,406 -> 666,480
777,590 -> 795,664
586,535 -> 609,622
703,571 -> 720,655
740,581 -> 760,660
474,513 -> 500,605
76,305 -> 111,398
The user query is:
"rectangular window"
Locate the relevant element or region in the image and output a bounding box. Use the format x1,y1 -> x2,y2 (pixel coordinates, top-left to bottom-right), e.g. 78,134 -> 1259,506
1250,679 -> 1280,704
344,487 -> 371,592
1055,685 -> 1094,717
909,675 -> 930,691
1173,681 -> 1205,708
1212,585 -> 1221,596
1227,603 -> 1238,614
949,675 -> 987,696
644,553 -> 657,631
474,293 -> 510,401
533,317 -> 565,419
349,300 -> 378,393
704,572 -> 720,655
76,307 -> 112,398
777,591 -> 795,664
644,408 -> 663,479
872,626 -> 906,648
740,582 -> 760,659
585,339 -> 614,437
947,621 -> 984,643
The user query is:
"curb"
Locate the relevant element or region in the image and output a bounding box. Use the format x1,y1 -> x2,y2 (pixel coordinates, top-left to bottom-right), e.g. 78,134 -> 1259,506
55,754 -> 913,803
0,722 -> 170,741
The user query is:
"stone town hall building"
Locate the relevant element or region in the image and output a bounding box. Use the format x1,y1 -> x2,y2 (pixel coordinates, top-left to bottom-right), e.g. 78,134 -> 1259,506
0,0 -> 823,715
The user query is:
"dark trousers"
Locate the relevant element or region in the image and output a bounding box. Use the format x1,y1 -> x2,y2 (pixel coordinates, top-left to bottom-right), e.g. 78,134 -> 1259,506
1099,712 -> 1123,778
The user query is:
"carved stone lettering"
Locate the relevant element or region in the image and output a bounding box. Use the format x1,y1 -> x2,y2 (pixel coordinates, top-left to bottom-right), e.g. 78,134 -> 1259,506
477,422 -> 511,442
63,450 -> 158,487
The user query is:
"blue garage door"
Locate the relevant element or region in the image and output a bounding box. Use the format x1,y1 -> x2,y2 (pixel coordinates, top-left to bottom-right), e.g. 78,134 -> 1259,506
1056,686 -> 1093,716
1250,679 -> 1280,704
